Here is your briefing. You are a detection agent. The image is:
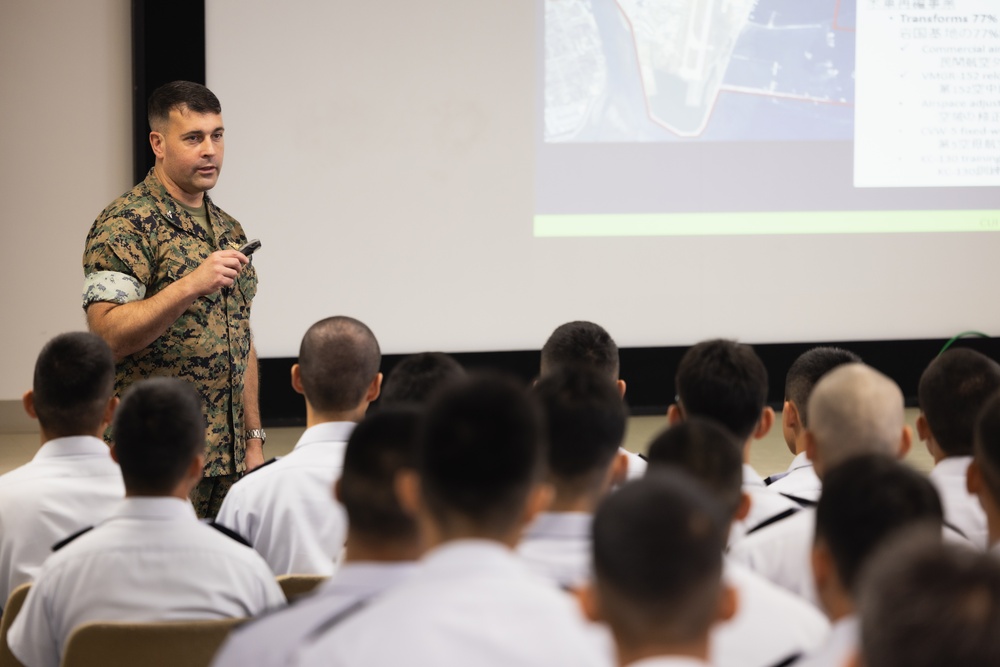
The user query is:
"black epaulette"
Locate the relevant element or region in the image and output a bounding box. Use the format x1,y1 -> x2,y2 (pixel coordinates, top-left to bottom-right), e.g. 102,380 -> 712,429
52,526 -> 94,552
207,521 -> 253,548
769,653 -> 801,667
779,493 -> 817,508
745,508 -> 799,537
638,452 -> 648,462
242,457 -> 279,477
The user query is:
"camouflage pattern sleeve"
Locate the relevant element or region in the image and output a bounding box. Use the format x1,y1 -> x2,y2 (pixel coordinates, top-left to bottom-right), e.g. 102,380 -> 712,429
82,207 -> 156,309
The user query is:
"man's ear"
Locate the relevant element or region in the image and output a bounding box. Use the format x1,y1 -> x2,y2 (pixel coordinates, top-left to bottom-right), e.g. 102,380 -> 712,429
333,478 -> 343,503
605,451 -> 630,490
667,403 -> 683,426
811,540 -> 834,598
100,396 -> 119,431
366,373 -> 383,403
916,413 -> 931,442
109,444 -> 119,464
782,400 -> 799,432
616,379 -> 627,400
578,582 -> 603,623
149,131 -> 166,160
22,390 -> 37,420
753,406 -> 775,440
734,492 -> 752,522
395,469 -> 422,517
897,425 -> 913,461
968,459 -> 983,496
290,364 -> 305,395
716,583 -> 738,624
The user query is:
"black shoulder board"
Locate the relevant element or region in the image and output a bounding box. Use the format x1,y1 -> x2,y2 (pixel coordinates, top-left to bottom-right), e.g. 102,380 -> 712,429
779,493 -> 817,508
242,457 -> 278,477
769,653 -> 801,667
208,521 -> 253,548
52,526 -> 94,552
746,508 -> 799,537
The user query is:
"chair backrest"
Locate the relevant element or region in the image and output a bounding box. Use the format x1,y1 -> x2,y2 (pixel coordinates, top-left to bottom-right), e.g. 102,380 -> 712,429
0,583 -> 32,667
59,617 -> 245,667
276,574 -> 328,602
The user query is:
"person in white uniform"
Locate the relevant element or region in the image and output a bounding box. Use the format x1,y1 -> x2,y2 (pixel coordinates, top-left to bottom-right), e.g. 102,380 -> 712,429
517,365 -> 627,591
215,316 -> 382,575
969,391 -> 1000,549
291,375 -> 609,667
645,419 -> 830,667
797,454 -> 945,667
540,321 -> 645,480
667,339 -> 801,546
0,332 -> 125,609
729,364 -> 913,606
8,377 -> 285,667
578,469 -> 736,667
211,408 -> 423,667
917,348 -> 1000,550
767,347 -> 861,506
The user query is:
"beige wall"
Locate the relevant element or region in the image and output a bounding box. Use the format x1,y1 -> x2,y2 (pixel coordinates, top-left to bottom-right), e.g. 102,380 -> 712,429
0,1 -> 132,408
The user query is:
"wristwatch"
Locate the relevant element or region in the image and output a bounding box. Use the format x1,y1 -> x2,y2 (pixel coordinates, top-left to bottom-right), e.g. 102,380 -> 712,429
245,428 -> 267,444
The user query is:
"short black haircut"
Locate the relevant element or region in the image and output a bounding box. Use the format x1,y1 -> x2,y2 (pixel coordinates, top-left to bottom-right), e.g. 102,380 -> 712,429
815,454 -> 943,594
298,316 -> 381,413
532,365 -> 626,489
340,409 -> 420,542
112,378 -> 205,495
417,374 -> 545,534
540,321 -> 619,380
859,530 -> 1000,667
379,352 -> 464,408
147,81 -> 222,130
32,332 -> 115,438
675,339 -> 768,441
785,347 -> 862,427
973,391 -> 1000,500
592,470 -> 728,647
919,348 -> 1000,457
645,419 -> 744,519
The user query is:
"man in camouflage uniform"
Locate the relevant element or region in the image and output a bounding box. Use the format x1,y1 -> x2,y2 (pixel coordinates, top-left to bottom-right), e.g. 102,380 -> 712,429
82,81 -> 263,518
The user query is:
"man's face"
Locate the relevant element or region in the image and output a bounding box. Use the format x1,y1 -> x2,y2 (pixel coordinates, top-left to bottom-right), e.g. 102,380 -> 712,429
150,105 -> 225,200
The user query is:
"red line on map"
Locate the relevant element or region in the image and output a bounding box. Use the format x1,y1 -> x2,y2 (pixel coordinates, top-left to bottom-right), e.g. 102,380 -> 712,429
833,0 -> 856,32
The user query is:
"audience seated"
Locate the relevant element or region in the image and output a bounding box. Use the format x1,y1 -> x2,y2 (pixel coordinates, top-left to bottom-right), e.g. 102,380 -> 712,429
517,365 -> 627,591
291,374 -> 608,667
215,316 -> 382,575
767,347 -> 861,503
579,469 -> 735,667
8,378 -> 284,667
379,352 -> 465,408
797,454 -> 944,667
645,419 -> 829,667
969,391 -> 1000,551
211,409 -> 422,667
0,332 -> 124,608
669,339 -> 802,546
917,348 -> 1000,549
540,321 -> 644,480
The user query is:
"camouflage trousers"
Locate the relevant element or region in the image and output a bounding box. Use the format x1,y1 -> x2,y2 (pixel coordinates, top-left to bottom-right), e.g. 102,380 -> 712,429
190,474 -> 239,519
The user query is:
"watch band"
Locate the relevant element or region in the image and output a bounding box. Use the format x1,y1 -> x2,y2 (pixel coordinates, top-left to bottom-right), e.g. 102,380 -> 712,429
245,428 -> 267,444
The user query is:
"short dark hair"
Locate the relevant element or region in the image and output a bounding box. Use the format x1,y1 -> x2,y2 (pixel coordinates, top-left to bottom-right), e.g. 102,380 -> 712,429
919,349 -> 1000,457
532,365 -> 626,491
816,454 -> 943,594
859,530 -> 1000,667
32,332 -> 115,438
592,470 -> 728,647
417,374 -> 545,534
340,409 -> 420,542
112,378 -> 205,495
298,316 -> 381,413
973,391 -> 1000,499
645,419 -> 744,519
785,347 -> 861,427
540,321 -> 619,380
380,353 -> 464,408
147,81 -> 222,130
675,339 -> 768,441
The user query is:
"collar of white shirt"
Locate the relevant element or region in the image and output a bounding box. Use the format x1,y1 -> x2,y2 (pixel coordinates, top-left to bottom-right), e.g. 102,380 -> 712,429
787,451 -> 813,473
420,539 -> 524,579
930,455 -> 972,480
314,561 -> 418,597
292,422 -> 357,453
742,464 -> 767,489
522,512 -> 592,542
106,496 -> 198,522
627,656 -> 710,667
33,435 -> 112,461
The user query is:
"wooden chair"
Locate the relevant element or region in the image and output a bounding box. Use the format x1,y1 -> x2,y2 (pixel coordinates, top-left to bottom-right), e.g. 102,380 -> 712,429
0,583 -> 31,667
276,574 -> 327,602
59,617 -> 244,667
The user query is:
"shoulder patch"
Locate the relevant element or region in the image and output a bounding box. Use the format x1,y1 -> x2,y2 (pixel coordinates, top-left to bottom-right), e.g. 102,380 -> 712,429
52,526 -> 94,552
207,521 -> 252,547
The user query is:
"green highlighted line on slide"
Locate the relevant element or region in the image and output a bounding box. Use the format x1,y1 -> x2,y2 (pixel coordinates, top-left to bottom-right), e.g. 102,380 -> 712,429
534,210 -> 1000,237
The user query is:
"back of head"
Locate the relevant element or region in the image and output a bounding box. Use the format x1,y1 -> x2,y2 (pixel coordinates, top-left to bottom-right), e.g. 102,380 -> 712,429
540,321 -> 619,381
645,419 -> 744,519
919,348 -> 1000,457
417,374 -> 545,535
973,391 -> 1000,501
807,363 -> 904,471
592,470 -> 728,647
816,454 -> 943,595
675,339 -> 768,441
147,80 -> 221,131
785,347 -> 862,427
340,409 -> 421,543
859,530 -> 1000,667
112,378 -> 205,495
32,332 -> 115,438
380,352 -> 464,408
298,316 -> 381,413
532,365 -> 626,489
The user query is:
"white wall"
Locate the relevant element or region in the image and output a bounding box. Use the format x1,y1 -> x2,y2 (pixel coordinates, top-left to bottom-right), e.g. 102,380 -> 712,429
0,1 -> 132,403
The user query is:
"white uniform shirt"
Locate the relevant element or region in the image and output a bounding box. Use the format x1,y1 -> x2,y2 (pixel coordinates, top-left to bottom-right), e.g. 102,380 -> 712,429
766,453 -> 822,506
290,540 -> 611,667
929,456 -> 987,550
728,508 -> 819,607
630,659 -> 710,667
624,448 -> 647,480
792,615 -> 858,667
730,465 -> 802,548
0,436 -> 124,606
517,512 -> 591,590
211,561 -> 417,667
8,497 -> 285,667
215,422 -> 355,575
713,559 -> 829,667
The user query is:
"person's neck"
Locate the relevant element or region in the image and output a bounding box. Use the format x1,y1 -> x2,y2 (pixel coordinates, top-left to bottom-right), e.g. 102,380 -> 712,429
343,532 -> 422,563
819,587 -> 855,623
38,427 -> 104,447
153,164 -> 204,208
741,440 -> 753,465
548,495 -> 597,513
616,637 -> 708,667
419,514 -> 522,552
